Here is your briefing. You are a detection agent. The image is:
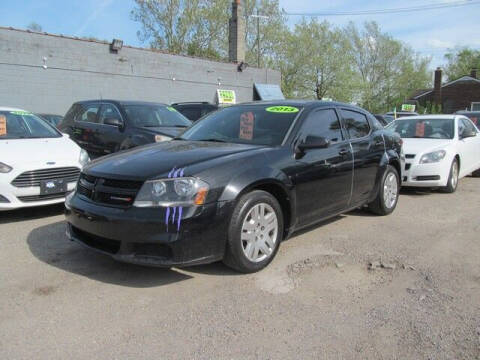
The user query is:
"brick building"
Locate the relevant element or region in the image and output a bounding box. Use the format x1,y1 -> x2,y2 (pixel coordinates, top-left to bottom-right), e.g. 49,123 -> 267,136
409,68 -> 480,113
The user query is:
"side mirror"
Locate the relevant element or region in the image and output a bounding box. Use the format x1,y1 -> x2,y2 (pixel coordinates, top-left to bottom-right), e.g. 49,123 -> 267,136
461,129 -> 476,139
104,117 -> 123,127
298,136 -> 330,152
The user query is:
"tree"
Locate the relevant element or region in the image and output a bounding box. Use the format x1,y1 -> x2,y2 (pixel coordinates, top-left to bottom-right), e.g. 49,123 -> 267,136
27,22 -> 42,32
343,21 -> 430,113
444,48 -> 480,81
131,0 -> 230,60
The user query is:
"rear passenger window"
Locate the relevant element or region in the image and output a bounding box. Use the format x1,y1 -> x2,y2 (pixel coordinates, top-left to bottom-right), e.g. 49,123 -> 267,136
75,104 -> 100,123
300,108 -> 344,143
342,109 -> 370,139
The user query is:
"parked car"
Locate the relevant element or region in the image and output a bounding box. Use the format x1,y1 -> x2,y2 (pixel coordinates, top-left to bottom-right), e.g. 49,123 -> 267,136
37,113 -> 63,128
170,102 -> 218,121
455,110 -> 480,126
374,114 -> 389,126
65,100 -> 402,272
0,107 -> 88,210
384,111 -> 420,124
387,115 -> 480,192
58,100 -> 192,156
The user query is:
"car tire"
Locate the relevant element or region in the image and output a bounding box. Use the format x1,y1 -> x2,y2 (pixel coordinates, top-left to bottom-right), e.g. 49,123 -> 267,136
368,165 -> 400,216
223,190 -> 283,273
440,158 -> 459,193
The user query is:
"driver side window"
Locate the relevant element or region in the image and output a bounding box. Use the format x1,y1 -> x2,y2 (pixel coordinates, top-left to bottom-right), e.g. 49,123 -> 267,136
299,109 -> 344,143
98,104 -> 122,125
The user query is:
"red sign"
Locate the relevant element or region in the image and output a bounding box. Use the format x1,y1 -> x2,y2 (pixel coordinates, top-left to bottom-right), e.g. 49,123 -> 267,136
239,112 -> 255,140
0,115 -> 6,136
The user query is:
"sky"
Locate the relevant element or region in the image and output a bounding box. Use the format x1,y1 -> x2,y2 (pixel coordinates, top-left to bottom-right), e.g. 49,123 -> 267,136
1,0 -> 479,71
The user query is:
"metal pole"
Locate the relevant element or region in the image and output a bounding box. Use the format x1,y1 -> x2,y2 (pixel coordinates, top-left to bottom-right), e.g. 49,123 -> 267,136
257,8 -> 260,68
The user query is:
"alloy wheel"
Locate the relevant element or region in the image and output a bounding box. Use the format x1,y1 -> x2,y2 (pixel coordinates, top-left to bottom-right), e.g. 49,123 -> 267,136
241,203 -> 278,263
383,172 -> 398,209
451,161 -> 458,189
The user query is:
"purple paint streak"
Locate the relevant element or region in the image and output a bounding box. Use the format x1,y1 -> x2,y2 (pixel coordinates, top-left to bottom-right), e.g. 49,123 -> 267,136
177,207 -> 183,231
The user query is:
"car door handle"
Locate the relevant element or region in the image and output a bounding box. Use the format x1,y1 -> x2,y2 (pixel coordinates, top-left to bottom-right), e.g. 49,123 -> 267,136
338,149 -> 349,156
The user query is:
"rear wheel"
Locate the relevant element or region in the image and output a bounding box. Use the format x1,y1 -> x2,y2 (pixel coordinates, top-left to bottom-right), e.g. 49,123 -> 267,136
440,158 -> 459,193
223,190 -> 283,273
368,165 -> 400,216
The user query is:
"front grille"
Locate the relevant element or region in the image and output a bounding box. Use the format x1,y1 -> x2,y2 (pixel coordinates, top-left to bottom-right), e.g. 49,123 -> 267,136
77,173 -> 143,207
405,163 -> 411,171
405,154 -> 416,159
71,226 -> 121,254
17,192 -> 69,202
12,167 -> 80,188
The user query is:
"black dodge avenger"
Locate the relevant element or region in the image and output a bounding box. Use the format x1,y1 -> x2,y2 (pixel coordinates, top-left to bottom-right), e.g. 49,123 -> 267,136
65,101 -> 403,272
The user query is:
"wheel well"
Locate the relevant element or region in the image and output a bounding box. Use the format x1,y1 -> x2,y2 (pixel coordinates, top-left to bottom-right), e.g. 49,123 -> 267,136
455,154 -> 460,170
389,159 -> 401,178
246,183 -> 292,238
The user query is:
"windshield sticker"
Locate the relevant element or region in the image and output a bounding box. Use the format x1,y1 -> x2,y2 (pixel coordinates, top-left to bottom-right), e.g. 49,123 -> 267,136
10,110 -> 32,116
167,106 -> 177,112
165,167 -> 186,232
0,115 -> 6,136
265,106 -> 299,114
415,122 -> 425,137
239,112 -> 255,140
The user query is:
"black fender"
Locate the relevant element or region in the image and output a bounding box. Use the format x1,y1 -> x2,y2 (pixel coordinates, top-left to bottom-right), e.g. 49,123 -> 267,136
217,165 -> 296,236
119,135 -> 151,150
368,150 -> 402,203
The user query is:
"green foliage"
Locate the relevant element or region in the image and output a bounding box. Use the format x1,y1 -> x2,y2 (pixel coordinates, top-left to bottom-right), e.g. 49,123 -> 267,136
423,101 -> 442,114
27,22 -> 42,32
444,47 -> 480,81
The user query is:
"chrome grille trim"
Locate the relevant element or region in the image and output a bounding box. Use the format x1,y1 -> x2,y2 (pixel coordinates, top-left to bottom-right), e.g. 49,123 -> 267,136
11,167 -> 80,188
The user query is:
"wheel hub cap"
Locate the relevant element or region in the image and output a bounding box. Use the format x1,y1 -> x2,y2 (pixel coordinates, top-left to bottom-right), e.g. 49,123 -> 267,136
241,203 -> 278,263
383,172 -> 398,209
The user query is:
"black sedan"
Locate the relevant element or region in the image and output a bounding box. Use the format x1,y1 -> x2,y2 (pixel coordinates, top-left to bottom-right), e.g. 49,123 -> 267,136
65,101 -> 403,273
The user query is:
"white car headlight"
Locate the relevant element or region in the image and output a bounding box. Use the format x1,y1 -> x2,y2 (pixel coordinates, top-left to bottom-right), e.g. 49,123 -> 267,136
133,177 -> 209,207
0,162 -> 12,173
155,135 -> 172,143
79,149 -> 90,167
420,150 -> 446,164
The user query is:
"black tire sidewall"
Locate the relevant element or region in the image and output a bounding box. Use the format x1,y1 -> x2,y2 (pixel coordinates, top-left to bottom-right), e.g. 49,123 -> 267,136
226,191 -> 284,273
444,159 -> 459,193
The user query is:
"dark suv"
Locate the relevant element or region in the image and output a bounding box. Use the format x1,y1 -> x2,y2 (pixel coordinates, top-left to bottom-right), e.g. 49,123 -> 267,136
171,102 -> 218,121
58,100 -> 191,156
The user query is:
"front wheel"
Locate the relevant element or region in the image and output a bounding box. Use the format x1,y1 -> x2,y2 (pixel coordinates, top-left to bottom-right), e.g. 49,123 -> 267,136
440,158 -> 459,193
368,165 -> 400,216
223,190 -> 283,273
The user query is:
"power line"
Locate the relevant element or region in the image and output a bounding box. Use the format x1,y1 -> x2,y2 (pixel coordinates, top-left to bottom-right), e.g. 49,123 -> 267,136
285,0 -> 480,16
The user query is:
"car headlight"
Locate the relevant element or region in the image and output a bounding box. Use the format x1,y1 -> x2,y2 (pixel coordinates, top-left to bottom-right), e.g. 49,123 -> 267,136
155,135 -> 172,143
420,150 -> 446,164
133,177 -> 209,207
79,149 -> 90,167
0,162 -> 12,173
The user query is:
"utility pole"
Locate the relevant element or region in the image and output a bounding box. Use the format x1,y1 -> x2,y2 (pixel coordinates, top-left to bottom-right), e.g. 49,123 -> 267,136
250,10 -> 268,68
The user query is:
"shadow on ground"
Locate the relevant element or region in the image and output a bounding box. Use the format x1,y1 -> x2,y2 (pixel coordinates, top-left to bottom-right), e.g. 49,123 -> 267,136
27,220 -> 240,287
0,203 -> 65,224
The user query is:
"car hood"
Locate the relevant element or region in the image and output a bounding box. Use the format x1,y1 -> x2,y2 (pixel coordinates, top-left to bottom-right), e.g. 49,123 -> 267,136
138,126 -> 187,138
0,136 -> 81,167
402,138 -> 452,155
85,140 -> 266,180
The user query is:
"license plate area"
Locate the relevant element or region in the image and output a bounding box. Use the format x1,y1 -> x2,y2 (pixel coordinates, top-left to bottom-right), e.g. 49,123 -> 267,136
40,179 -> 67,195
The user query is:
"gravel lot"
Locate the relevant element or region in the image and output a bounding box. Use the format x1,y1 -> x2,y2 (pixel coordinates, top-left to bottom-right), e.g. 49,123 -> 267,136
1,178 -> 479,359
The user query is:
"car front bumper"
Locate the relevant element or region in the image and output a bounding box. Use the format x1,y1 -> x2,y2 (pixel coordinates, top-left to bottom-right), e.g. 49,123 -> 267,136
402,160 -> 450,187
65,193 -> 233,267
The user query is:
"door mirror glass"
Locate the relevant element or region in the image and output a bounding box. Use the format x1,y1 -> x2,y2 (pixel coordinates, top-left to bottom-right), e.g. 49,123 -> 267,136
104,117 -> 123,127
298,135 -> 330,151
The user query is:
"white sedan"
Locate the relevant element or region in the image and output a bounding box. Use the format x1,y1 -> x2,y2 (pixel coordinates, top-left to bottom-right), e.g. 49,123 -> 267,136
0,107 -> 89,210
388,114 -> 480,192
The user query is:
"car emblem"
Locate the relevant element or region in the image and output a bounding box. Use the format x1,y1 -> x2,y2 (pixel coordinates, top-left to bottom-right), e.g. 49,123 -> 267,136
46,181 -> 56,189
46,162 -> 56,165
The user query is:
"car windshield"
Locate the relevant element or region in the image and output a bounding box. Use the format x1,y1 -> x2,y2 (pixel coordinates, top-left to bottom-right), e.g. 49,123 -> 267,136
40,114 -> 63,126
124,105 -> 192,128
0,110 -> 61,139
388,118 -> 454,139
179,104 -> 302,146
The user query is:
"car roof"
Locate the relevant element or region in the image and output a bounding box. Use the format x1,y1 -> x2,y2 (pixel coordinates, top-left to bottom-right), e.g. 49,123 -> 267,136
238,100 -> 360,109
392,114 -> 458,120
385,111 -> 419,115
171,102 -> 215,106
74,99 -> 168,107
0,106 -> 30,112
